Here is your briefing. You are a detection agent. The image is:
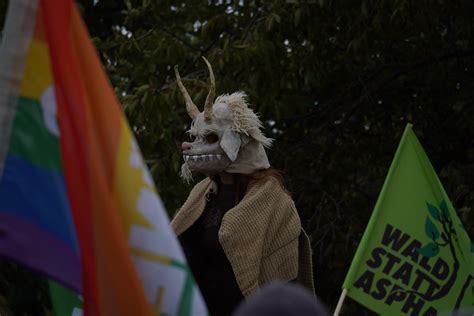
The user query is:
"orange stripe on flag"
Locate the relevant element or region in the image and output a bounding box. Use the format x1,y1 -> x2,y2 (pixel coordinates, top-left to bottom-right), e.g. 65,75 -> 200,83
71,8 -> 152,315
71,8 -> 121,184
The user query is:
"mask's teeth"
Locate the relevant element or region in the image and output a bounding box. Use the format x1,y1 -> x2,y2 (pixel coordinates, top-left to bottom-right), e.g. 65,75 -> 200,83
192,155 -> 197,162
216,154 -> 222,160
183,155 -> 188,161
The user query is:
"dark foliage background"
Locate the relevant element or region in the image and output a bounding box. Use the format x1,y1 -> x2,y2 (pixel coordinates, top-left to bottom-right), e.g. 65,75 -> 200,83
0,0 -> 473,314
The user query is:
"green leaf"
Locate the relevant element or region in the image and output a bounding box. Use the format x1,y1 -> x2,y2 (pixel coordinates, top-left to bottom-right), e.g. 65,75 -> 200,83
272,13 -> 281,24
426,202 -> 441,221
233,44 -> 250,49
265,15 -> 274,31
425,217 -> 440,240
439,200 -> 450,221
294,8 -> 302,27
136,84 -> 149,93
417,243 -> 440,258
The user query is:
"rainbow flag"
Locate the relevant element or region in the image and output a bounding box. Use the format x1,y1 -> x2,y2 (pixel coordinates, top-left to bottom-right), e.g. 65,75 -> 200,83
0,1 -> 207,315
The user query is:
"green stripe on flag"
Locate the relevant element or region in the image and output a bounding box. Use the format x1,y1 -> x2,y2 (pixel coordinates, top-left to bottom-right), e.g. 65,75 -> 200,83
170,259 -> 188,271
48,280 -> 83,316
9,97 -> 61,171
177,272 -> 195,316
170,260 -> 208,316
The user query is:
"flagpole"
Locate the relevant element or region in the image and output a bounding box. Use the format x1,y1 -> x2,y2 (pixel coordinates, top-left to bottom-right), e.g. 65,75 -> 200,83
0,0 -> 38,178
333,288 -> 347,316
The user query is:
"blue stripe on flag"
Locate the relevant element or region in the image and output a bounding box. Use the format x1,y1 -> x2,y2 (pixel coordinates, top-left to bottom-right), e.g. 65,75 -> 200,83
0,154 -> 78,250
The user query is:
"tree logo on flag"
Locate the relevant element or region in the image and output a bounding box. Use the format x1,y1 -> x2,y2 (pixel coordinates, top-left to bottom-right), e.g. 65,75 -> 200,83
406,200 -> 473,310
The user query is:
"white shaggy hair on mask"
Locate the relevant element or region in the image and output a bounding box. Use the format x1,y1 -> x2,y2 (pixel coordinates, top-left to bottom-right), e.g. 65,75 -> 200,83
214,92 -> 273,148
180,163 -> 193,183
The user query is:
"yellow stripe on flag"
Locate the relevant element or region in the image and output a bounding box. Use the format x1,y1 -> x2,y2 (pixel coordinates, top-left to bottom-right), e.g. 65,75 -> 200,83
20,39 -> 53,100
132,248 -> 173,266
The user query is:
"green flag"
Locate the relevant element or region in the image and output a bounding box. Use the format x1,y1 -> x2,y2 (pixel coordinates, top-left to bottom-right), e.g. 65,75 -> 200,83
342,124 -> 473,315
48,280 -> 83,316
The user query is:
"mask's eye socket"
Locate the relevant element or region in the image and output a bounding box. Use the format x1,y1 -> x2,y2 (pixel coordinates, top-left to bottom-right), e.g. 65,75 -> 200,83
205,133 -> 219,144
189,134 -> 196,141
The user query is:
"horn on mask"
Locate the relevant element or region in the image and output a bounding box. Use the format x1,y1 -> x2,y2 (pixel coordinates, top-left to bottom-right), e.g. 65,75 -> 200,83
202,57 -> 215,122
174,65 -> 199,120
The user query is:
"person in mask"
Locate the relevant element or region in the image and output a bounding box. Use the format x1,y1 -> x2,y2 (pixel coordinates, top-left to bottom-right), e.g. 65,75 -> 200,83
171,58 -> 314,316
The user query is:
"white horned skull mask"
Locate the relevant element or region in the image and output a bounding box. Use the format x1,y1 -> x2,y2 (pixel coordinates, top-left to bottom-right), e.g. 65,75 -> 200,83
176,57 -> 273,182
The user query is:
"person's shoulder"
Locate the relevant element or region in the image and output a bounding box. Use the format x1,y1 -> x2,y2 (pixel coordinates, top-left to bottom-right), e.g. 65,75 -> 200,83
249,176 -> 294,208
250,176 -> 288,195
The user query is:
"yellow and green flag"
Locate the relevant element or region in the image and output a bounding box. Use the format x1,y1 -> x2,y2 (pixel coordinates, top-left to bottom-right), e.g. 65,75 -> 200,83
342,124 -> 473,315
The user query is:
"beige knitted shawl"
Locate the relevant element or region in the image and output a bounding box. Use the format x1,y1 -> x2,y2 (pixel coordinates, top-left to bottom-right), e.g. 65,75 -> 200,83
171,176 -> 315,296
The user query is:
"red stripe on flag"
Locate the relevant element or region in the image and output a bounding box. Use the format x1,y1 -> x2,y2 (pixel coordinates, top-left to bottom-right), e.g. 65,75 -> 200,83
40,1 -> 98,314
41,1 -> 152,315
